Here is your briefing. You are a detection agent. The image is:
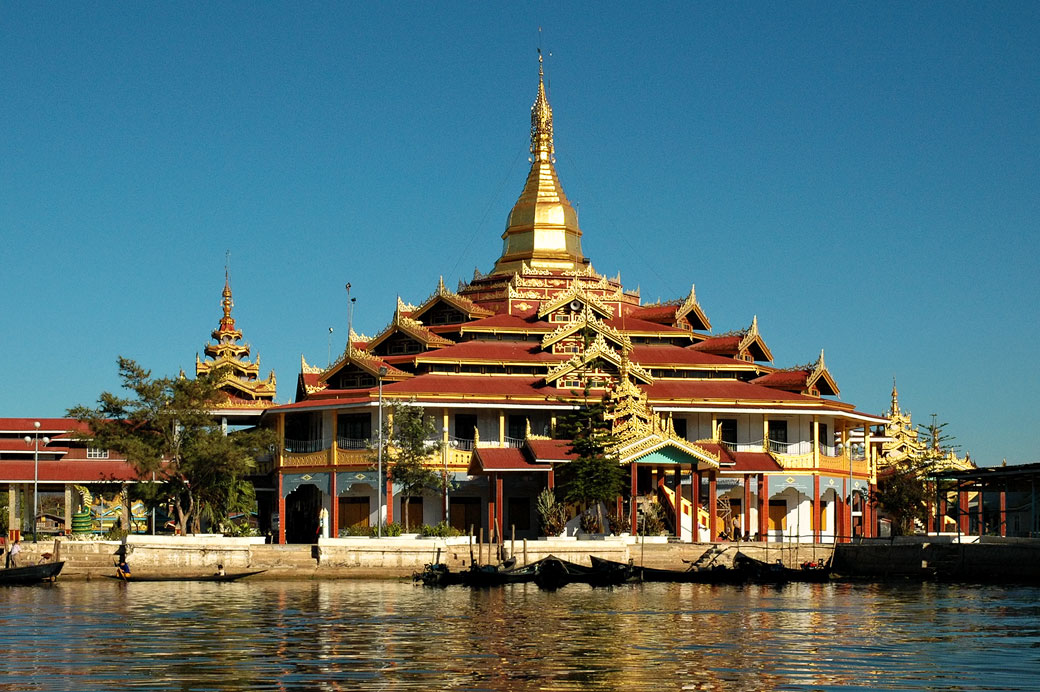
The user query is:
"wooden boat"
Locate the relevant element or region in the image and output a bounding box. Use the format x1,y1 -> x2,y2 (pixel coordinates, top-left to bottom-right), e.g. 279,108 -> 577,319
732,552 -> 789,584
591,556 -> 748,585
786,560 -> 833,583
107,570 -> 265,582
0,561 -> 64,586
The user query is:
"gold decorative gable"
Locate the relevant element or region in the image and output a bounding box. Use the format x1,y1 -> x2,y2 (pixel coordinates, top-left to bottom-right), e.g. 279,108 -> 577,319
737,316 -> 773,362
540,312 -> 632,352
411,276 -> 495,322
605,355 -> 718,468
544,333 -> 653,386
805,349 -> 839,396
676,284 -> 711,331
366,305 -> 455,352
537,281 -> 614,319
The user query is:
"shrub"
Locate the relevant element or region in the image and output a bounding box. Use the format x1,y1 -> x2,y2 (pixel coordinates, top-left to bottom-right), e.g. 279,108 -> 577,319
607,510 -> 626,536
420,521 -> 463,538
638,499 -> 666,535
536,488 -> 568,536
579,510 -> 601,534
340,523 -> 372,537
383,522 -> 402,537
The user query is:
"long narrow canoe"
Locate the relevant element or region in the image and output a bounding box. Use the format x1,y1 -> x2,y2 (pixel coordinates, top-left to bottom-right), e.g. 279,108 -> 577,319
107,570 -> 266,582
0,561 -> 65,586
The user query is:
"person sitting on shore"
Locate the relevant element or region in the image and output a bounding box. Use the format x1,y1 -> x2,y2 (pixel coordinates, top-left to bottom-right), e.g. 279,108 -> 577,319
116,558 -> 131,579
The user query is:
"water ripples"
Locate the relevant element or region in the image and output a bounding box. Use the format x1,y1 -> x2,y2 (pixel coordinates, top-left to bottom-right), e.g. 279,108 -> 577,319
1,580 -> 1038,691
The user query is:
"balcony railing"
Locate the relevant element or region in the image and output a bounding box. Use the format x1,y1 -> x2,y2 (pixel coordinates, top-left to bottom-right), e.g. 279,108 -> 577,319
450,436 -> 475,451
820,443 -> 838,457
505,436 -> 526,448
722,440 -> 765,453
336,437 -> 371,450
768,439 -> 814,456
284,438 -> 330,454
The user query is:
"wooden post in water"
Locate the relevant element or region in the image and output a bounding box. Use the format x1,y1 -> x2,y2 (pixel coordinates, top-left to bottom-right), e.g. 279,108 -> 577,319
468,526 -> 474,566
523,538 -> 528,565
510,525 -> 515,560
478,528 -> 484,566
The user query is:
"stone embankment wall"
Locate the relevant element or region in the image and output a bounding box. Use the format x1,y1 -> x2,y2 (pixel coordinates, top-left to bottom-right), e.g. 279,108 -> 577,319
833,536 -> 1040,581
13,535 -> 832,580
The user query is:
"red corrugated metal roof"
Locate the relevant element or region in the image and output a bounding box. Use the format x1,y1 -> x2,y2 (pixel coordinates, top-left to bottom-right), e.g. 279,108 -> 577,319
472,447 -> 551,472
526,439 -> 578,462
630,345 -> 747,367
0,460 -> 147,483
417,341 -> 565,363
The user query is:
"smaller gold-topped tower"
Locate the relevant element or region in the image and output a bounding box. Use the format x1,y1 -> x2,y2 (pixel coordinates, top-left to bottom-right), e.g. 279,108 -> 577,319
195,270 -> 276,411
492,53 -> 586,276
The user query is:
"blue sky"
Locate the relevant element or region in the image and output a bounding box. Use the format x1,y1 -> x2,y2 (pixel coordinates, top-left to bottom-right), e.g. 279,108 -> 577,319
2,3 -> 1037,465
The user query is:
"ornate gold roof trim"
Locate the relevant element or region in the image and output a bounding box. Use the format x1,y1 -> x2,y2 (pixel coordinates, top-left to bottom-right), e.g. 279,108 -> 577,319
537,281 -> 614,319
543,333 -> 653,385
805,349 -> 840,396
540,312 -> 632,352
411,276 -> 494,321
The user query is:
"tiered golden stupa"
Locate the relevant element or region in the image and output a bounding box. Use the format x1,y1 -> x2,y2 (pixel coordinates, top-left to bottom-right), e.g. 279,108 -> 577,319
877,381 -> 974,472
195,270 -> 276,422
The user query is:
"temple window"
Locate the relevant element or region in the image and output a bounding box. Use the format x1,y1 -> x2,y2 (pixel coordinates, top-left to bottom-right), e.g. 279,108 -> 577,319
87,447 -> 109,459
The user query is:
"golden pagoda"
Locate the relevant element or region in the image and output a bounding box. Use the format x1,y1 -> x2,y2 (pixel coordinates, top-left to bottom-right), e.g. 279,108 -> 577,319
195,270 -> 276,419
262,58 -> 888,546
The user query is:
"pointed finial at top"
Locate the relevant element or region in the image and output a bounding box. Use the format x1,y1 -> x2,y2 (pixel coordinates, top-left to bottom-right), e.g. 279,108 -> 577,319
891,377 -> 900,415
221,253 -> 234,326
531,49 -> 554,162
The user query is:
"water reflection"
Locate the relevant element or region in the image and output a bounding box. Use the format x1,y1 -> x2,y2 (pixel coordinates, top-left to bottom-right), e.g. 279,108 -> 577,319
1,580 -> 1038,691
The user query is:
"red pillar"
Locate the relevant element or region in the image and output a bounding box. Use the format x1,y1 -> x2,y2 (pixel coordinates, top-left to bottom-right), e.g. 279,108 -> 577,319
548,466 -> 555,491
812,475 -> 821,542
939,494 -> 948,532
927,497 -> 935,534
495,474 -> 504,542
708,471 -> 718,542
1000,487 -> 1007,537
867,484 -> 877,538
330,471 -> 339,539
743,474 -> 751,539
487,473 -> 497,542
758,474 -> 769,541
692,470 -> 701,542
630,463 -> 639,534
977,485 -> 984,537
277,474 -> 286,545
385,478 -> 394,524
674,467 -> 683,539
959,488 -> 970,534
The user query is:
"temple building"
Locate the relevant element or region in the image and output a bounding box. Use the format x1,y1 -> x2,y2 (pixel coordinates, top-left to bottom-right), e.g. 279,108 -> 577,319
262,60 -> 888,545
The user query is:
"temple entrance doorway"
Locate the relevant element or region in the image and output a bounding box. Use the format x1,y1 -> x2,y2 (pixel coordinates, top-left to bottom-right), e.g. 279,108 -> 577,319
286,484 -> 322,544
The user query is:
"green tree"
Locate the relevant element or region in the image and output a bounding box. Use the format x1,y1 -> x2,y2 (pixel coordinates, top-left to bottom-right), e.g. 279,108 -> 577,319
68,357 -> 274,535
873,456 -> 938,536
382,402 -> 442,532
554,392 -> 626,534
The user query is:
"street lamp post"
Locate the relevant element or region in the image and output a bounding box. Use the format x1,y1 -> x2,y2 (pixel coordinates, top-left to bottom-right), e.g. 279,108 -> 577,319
377,365 -> 388,538
23,421 -> 50,544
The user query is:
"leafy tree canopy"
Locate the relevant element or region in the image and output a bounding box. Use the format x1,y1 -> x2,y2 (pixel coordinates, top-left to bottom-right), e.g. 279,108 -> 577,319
554,393 -> 626,532
382,401 -> 443,532
68,357 -> 274,535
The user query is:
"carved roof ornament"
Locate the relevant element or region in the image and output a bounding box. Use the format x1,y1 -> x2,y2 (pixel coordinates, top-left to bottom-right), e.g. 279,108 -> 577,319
366,301 -> 455,354
805,349 -> 840,397
537,281 -> 613,319
411,276 -> 494,322
676,284 -> 712,331
544,332 -> 653,386
492,53 -> 587,276
540,311 -> 632,352
195,268 -> 276,406
606,351 -> 719,468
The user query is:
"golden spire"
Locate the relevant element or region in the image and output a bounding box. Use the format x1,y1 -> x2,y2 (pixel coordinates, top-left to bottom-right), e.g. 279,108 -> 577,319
492,53 -> 586,276
890,377 -> 900,415
220,267 -> 235,331
531,51 -> 554,163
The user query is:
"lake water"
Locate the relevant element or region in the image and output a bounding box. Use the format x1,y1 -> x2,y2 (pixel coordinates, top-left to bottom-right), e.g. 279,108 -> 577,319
1,579 -> 1038,691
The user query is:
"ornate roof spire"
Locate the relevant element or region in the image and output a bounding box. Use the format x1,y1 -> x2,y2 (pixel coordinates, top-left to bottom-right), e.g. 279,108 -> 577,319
220,266 -> 235,332
891,377 -> 900,415
492,53 -> 586,276
531,50 -> 554,163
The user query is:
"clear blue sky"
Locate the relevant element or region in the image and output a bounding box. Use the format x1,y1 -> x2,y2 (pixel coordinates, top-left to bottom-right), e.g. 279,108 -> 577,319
2,3 -> 1037,465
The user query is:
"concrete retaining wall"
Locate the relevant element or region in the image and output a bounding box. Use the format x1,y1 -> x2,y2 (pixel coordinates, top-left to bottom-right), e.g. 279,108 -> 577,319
834,537 -> 1040,581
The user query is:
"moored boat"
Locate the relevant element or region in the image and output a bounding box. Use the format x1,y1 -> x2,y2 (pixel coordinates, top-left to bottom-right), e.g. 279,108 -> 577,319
0,561 -> 64,586
107,570 -> 265,582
